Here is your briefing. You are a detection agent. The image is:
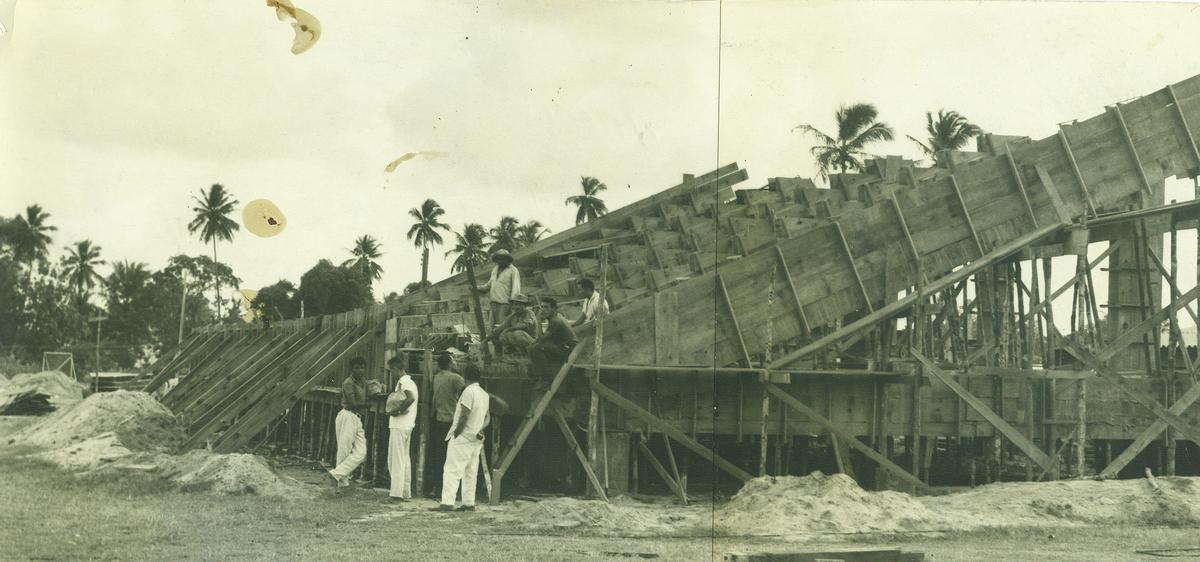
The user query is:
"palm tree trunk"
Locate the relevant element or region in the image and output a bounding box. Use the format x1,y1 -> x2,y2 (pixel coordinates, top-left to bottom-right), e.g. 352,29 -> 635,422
212,239 -> 222,321
421,246 -> 430,286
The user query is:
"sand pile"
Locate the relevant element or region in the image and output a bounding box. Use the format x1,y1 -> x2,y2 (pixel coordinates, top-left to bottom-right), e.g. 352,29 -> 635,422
159,451 -> 316,499
923,476 -> 1200,529
716,473 -> 947,536
12,390 -> 185,452
490,496 -> 703,535
4,371 -> 86,404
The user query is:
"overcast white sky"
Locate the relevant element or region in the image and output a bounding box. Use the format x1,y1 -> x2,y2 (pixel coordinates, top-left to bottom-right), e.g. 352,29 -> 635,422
5,1 -> 1200,318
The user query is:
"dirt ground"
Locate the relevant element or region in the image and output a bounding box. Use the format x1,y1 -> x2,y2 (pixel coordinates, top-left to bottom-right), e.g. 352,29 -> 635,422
4,407 -> 1200,560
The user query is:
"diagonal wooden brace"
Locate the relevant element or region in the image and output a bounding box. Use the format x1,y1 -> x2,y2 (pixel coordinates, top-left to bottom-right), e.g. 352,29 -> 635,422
913,350 -> 1054,471
1100,379 -> 1200,477
591,379 -> 753,482
761,381 -> 932,493
551,406 -> 609,502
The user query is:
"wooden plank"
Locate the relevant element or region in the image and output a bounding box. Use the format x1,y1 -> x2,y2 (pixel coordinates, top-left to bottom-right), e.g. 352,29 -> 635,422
591,380 -> 753,482
551,407 -> 609,502
1057,127 -> 1099,216
889,193 -> 924,279
1034,164 -> 1072,225
948,175 -> 985,257
833,222 -> 874,312
830,433 -> 856,479
716,272 -> 753,367
1101,379 -> 1200,477
725,549 -> 924,562
1003,144 -> 1039,228
763,381 -> 930,492
490,342 -> 588,503
913,350 -> 1054,470
774,245 -> 811,336
636,438 -> 686,503
770,222 -> 1064,369
1110,104 -> 1155,195
654,292 -> 679,365
1167,84 -> 1200,172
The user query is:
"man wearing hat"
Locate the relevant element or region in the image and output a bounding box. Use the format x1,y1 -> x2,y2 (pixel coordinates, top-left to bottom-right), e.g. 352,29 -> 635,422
476,248 -> 521,353
488,294 -> 539,354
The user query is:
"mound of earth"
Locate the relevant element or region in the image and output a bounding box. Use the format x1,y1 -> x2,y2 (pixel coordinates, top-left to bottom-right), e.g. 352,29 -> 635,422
12,390 -> 184,452
716,472 -> 947,536
160,451 -> 316,499
4,371 -> 86,404
489,496 -> 702,535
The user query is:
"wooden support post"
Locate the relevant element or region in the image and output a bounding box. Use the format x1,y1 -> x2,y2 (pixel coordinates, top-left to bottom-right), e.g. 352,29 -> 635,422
415,349 -> 434,496
1110,104 -> 1155,196
1056,128 -> 1099,216
662,432 -> 683,496
1100,375 -> 1200,477
551,407 -> 608,502
587,245 -> 609,498
949,175 -> 985,257
591,380 -> 753,482
637,436 -> 686,504
1168,222 -> 1179,477
1076,379 -> 1087,477
716,272 -> 754,366
774,245 -> 812,336
763,381 -> 931,493
1004,145 -> 1039,228
889,193 -> 926,285
833,222 -> 874,311
463,261 -> 491,359
913,350 -> 1055,471
1168,84 -> 1200,172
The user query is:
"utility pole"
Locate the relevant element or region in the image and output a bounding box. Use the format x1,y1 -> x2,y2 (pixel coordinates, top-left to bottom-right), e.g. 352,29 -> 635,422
177,270 -> 188,345
88,314 -> 108,393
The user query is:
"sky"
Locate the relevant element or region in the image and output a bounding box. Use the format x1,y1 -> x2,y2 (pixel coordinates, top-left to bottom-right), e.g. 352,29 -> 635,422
4,1 -> 1200,320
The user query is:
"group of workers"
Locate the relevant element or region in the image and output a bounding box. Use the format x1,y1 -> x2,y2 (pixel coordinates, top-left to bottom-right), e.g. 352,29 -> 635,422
322,249 -> 608,510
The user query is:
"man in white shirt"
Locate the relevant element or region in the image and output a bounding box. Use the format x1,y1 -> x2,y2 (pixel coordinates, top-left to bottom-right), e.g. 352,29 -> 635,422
385,355 -> 418,502
572,278 -> 609,327
476,249 -> 520,352
431,363 -> 490,512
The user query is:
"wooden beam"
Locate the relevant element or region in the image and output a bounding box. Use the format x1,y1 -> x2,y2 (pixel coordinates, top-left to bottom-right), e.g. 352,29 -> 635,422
1167,84 -> 1200,173
1100,379 -> 1200,477
716,272 -> 753,366
1003,144 -> 1039,228
770,222 -> 1064,369
491,341 -> 587,500
1057,128 -> 1099,216
550,407 -> 609,502
590,380 -> 754,482
636,437 -> 687,504
1095,284 -> 1200,365
948,175 -> 986,257
762,381 -> 932,492
1034,164 -> 1072,224
912,350 -> 1054,470
833,222 -> 874,311
774,245 -> 812,336
889,193 -> 926,284
1110,104 -> 1155,196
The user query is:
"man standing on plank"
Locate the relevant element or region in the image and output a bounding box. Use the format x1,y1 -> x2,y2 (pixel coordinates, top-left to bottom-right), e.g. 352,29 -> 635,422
432,363 -> 490,512
475,249 -> 520,354
326,357 -> 381,487
385,355 -> 418,502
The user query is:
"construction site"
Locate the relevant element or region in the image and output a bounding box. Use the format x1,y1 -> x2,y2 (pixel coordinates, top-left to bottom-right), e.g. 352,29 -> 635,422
11,2 -> 1200,557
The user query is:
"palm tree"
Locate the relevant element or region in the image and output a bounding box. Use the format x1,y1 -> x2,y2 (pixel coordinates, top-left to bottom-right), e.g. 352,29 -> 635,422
446,223 -> 489,274
794,103 -> 895,179
11,204 -> 57,278
565,177 -> 609,225
906,110 -> 983,165
61,240 -> 105,303
105,260 -> 150,307
406,198 -> 449,287
489,216 -> 521,253
343,234 -> 384,283
187,183 -> 240,318
516,219 -> 549,247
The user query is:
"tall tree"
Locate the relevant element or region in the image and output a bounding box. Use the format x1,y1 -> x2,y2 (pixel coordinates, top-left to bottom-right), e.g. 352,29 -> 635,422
187,184 -> 239,318
103,260 -> 153,368
906,109 -> 983,165
488,216 -> 521,253
61,239 -> 106,303
11,204 -> 57,278
251,280 -> 301,321
565,177 -> 609,225
343,234 -> 384,283
297,259 -> 373,316
445,223 -> 488,274
406,199 -> 449,287
516,219 -> 549,247
794,103 -> 895,179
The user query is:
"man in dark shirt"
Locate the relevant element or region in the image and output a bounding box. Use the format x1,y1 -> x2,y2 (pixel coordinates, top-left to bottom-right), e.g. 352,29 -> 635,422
428,353 -> 464,495
327,357 -> 379,487
529,296 -> 578,387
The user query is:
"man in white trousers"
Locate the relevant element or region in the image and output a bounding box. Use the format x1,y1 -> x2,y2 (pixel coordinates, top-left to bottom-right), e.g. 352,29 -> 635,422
326,357 -> 376,487
431,363 -> 489,512
385,355 -> 418,502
